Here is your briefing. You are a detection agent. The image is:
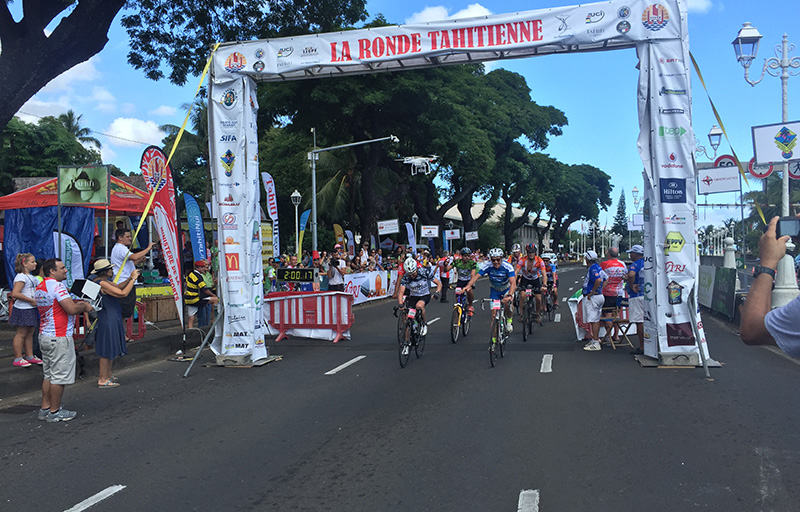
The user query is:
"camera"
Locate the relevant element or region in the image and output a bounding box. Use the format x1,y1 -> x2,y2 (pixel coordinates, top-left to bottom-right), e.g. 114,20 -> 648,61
776,216 -> 800,238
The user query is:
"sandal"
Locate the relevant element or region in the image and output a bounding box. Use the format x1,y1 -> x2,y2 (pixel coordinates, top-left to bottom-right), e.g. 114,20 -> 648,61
98,381 -> 120,388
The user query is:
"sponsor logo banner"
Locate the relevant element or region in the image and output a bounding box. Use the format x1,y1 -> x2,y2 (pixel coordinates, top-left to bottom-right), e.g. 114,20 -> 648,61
697,166 -> 741,195
660,177 -> 686,203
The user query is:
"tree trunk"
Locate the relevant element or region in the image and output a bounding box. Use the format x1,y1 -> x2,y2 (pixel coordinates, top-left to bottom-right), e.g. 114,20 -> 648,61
0,0 -> 126,133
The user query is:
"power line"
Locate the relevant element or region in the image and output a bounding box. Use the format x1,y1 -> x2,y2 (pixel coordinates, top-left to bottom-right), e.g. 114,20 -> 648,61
16,110 -> 160,147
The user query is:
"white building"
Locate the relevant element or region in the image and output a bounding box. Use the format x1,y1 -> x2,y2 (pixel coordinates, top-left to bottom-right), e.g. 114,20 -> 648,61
442,202 -> 552,250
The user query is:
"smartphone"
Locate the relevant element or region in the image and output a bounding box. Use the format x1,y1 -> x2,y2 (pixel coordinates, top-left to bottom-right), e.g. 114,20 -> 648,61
776,216 -> 800,238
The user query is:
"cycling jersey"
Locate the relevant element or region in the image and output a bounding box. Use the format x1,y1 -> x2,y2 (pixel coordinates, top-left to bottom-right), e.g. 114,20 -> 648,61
545,262 -> 558,282
478,260 -> 515,291
400,266 -> 435,297
628,258 -> 644,298
452,257 -> 477,282
583,263 -> 608,296
600,258 -> 628,297
517,256 -> 547,281
507,255 -> 521,268
35,278 -> 74,337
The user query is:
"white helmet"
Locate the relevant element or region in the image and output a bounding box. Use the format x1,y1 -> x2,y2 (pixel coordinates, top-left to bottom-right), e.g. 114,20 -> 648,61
403,258 -> 419,273
488,247 -> 504,258
511,243 -> 521,254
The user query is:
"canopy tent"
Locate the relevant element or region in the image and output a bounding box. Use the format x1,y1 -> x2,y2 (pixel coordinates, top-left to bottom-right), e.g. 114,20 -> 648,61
0,175 -> 150,215
0,176 -> 152,287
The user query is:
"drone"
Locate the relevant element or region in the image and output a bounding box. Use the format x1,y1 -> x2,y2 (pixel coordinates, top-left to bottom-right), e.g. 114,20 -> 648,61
396,155 -> 439,176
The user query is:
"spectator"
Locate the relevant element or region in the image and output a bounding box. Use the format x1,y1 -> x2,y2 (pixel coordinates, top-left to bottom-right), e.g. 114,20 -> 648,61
185,260 -> 218,329
600,247 -> 628,342
9,253 -> 41,367
626,245 -> 645,355
740,215 -> 800,354
328,244 -> 347,291
437,251 -> 452,303
35,258 -> 94,422
91,235 -> 105,259
90,259 -> 140,388
582,250 -> 608,351
110,228 -> 156,322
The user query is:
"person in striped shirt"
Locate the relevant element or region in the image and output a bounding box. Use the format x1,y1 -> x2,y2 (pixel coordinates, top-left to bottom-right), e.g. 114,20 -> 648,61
35,258 -> 94,423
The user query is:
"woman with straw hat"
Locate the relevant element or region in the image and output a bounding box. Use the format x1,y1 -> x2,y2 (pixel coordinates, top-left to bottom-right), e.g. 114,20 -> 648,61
91,259 -> 139,388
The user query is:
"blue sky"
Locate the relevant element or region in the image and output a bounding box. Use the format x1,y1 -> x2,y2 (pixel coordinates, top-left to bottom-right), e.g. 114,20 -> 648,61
13,0 -> 800,230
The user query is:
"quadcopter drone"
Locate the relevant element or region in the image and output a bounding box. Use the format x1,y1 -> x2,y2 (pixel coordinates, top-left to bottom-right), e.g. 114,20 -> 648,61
396,155 -> 439,176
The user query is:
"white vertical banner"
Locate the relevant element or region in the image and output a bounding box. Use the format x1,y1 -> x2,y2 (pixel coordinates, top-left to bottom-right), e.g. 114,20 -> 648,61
637,15 -> 709,362
261,172 -> 280,257
209,76 -> 266,362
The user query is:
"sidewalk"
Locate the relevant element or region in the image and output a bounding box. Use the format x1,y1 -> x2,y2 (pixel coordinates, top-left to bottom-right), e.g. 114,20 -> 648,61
0,319 -> 206,401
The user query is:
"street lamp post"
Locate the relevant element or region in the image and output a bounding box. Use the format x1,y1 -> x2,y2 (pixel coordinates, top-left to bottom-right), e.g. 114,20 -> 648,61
308,131 -> 399,252
411,213 -> 419,252
696,125 -> 724,160
447,220 -> 454,252
291,190 -> 302,256
733,22 -> 800,306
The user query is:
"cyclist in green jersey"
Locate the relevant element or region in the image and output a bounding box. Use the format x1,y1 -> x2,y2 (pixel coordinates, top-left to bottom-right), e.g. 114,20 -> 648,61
452,247 -> 478,315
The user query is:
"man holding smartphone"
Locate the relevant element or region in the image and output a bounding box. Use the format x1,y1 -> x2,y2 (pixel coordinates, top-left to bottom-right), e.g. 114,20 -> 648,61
740,215 -> 800,355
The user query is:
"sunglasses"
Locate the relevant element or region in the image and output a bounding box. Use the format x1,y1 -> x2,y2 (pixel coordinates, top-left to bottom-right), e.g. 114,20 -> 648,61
491,258 -> 502,262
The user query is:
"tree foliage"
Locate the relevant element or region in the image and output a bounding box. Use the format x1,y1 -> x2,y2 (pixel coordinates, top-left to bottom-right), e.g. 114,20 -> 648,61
611,190 -> 629,249
0,116 -> 101,194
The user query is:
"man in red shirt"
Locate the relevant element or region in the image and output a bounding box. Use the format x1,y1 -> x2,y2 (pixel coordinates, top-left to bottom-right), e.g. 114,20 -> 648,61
599,247 -> 628,342
35,258 -> 94,423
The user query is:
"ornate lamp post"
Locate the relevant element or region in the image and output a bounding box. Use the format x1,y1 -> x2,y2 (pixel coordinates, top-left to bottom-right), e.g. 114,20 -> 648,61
733,22 -> 800,306
411,213 -> 419,252
290,190 -> 302,256
696,125 -> 724,161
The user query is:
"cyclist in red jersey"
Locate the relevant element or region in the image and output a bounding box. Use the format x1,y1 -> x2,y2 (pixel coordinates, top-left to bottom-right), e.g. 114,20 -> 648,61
516,244 -> 548,321
599,247 -> 628,341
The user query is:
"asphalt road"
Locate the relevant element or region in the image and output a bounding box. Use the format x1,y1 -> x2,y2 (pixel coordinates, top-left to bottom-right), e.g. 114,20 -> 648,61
2,266 -> 799,512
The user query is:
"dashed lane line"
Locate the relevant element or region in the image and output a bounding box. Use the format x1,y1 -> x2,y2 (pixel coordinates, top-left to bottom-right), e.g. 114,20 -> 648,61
518,489 -> 540,511
540,355 -> 553,373
65,485 -> 126,512
325,356 -> 366,375
553,313 -> 561,323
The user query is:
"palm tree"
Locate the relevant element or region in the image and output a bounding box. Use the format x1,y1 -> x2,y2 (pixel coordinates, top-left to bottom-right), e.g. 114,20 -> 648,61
58,110 -> 101,149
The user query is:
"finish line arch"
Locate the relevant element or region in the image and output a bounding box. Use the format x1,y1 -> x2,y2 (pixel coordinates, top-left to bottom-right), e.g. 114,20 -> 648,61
207,0 -> 708,366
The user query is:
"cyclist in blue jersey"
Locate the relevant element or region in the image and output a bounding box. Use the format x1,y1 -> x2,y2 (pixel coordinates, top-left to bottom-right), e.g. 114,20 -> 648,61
463,247 -> 517,333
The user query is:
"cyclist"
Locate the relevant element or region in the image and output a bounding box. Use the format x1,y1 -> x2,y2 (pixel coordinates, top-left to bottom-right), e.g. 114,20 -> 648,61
397,257 -> 442,337
463,247 -> 516,334
452,247 -> 477,315
542,254 -> 559,306
507,243 -> 522,268
516,243 -> 548,322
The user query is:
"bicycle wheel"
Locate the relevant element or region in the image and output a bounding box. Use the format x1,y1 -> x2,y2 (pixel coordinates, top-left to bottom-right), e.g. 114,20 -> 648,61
462,308 -> 471,337
489,320 -> 499,368
450,307 -> 461,343
399,321 -> 412,368
498,314 -> 506,358
415,322 -> 426,358
547,295 -> 555,321
397,309 -> 406,345
521,302 -> 529,342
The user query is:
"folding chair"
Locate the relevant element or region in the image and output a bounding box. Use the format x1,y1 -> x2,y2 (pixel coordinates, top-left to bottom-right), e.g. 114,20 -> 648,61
601,297 -> 635,350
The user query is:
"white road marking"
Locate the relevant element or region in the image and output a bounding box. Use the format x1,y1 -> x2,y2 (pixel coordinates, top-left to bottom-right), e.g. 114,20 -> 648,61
518,489 -> 540,512
65,485 -> 126,512
325,356 -> 366,375
554,313 -> 561,323
562,297 -> 567,302
568,287 -> 574,291
428,317 -> 441,325
540,355 -> 553,373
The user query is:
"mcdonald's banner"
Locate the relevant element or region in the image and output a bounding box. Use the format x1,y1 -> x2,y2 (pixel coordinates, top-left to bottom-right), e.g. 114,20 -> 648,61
140,146 -> 183,327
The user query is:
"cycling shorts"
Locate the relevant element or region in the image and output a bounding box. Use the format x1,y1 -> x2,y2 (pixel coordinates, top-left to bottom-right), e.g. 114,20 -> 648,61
408,294 -> 432,306
518,276 -> 542,294
489,287 -> 510,301
456,279 -> 471,291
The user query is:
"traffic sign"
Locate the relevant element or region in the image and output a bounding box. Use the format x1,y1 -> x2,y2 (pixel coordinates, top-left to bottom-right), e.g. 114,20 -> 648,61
748,157 -> 773,179
714,154 -> 738,167
790,161 -> 800,180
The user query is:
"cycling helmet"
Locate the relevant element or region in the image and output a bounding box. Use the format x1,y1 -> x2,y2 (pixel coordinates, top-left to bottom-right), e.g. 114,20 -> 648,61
488,247 -> 504,258
526,243 -> 537,254
403,258 -> 419,273
460,247 -> 472,256
511,243 -> 521,254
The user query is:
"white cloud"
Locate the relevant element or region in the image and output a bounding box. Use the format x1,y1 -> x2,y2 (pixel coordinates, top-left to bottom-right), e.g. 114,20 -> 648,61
91,86 -> 117,113
100,145 -> 118,163
105,118 -> 164,148
148,105 -> 178,117
686,0 -> 713,13
405,3 -> 492,24
16,97 -> 69,123
40,56 -> 102,94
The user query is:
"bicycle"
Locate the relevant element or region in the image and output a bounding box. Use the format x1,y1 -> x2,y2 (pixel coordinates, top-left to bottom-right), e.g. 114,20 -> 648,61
543,283 -> 556,322
0,288 -> 9,322
449,287 -> 472,343
393,302 -> 426,368
520,286 -> 536,342
482,297 -> 509,367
